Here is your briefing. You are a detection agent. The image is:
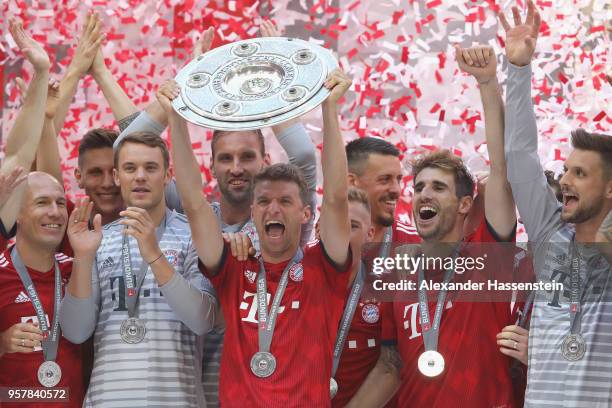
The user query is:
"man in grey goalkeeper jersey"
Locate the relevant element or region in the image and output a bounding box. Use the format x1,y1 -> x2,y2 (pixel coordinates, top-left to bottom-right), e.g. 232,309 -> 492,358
501,2 -> 612,406
60,132 -> 217,407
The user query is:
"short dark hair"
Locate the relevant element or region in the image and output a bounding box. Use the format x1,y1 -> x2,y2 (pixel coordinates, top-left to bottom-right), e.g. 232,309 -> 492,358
348,187 -> 371,213
571,128 -> 612,179
411,150 -> 475,199
211,129 -> 266,158
78,128 -> 118,167
345,137 -> 400,175
253,163 -> 309,206
544,170 -> 563,202
114,132 -> 170,170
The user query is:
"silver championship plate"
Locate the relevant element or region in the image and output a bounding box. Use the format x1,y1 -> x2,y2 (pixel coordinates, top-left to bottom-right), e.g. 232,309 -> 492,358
330,377 -> 338,398
250,351 -> 277,378
418,350 -> 445,377
120,318 -> 146,344
173,37 -> 338,130
561,334 -> 586,361
38,361 -> 62,387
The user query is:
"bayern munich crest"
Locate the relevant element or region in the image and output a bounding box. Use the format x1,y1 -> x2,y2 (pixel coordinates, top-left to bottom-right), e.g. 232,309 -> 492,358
163,249 -> 179,266
289,263 -> 304,282
361,303 -> 380,324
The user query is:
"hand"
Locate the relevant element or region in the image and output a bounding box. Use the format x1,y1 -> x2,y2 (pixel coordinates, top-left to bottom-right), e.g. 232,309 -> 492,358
88,47 -> 108,78
323,69 -> 352,106
454,45 -> 497,84
0,323 -> 43,355
0,167 -> 27,209
69,13 -> 105,76
119,207 -> 162,263
45,78 -> 61,119
192,27 -> 215,59
9,18 -> 50,72
499,0 -> 541,67
223,232 -> 255,261
260,19 -> 282,37
67,197 -> 102,256
497,325 -> 528,365
156,79 -> 181,114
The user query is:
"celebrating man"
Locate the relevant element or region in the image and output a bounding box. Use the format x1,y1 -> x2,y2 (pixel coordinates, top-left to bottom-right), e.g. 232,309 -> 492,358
0,20 -> 84,407
502,1 -> 612,405
158,68 -> 352,406
349,42 -> 520,407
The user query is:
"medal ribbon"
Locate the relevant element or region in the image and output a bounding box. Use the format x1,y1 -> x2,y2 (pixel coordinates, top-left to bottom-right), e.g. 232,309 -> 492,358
331,262 -> 366,377
568,242 -> 582,335
255,248 -> 304,354
11,247 -> 61,362
331,227 -> 392,376
417,245 -> 461,352
122,214 -> 167,318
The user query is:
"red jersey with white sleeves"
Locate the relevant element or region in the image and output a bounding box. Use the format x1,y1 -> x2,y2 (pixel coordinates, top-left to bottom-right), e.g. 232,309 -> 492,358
381,218 -> 519,408
333,220 -> 421,407
201,240 -> 351,408
0,249 -> 83,408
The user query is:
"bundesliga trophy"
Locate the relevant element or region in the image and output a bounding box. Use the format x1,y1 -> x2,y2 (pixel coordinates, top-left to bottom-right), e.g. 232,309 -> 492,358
172,37 -> 338,130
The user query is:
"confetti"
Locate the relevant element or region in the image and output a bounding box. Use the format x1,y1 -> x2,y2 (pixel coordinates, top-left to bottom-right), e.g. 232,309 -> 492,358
0,0 -> 609,241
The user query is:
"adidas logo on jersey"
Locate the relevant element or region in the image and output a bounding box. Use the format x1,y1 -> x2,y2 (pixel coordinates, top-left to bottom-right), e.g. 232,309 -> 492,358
101,257 -> 115,269
244,270 -> 256,284
14,291 -> 31,303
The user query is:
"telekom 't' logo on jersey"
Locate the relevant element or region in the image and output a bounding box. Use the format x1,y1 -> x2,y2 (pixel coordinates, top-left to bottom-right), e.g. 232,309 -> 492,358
240,291 -> 302,324
402,300 -> 453,340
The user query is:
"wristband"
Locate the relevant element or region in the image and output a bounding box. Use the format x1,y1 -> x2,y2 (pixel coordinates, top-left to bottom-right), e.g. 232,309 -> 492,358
148,253 -> 164,265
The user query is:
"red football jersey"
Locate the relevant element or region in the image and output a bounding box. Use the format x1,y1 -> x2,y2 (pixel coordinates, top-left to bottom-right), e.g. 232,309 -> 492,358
381,218 -> 519,408
202,240 -> 351,407
333,220 -> 420,407
0,248 -> 83,408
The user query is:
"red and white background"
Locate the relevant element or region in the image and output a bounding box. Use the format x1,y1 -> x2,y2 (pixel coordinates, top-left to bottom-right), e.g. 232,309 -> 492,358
1,0 -> 610,238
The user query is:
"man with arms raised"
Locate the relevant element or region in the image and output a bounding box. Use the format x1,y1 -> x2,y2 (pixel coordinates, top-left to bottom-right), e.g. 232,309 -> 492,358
349,41 -> 520,407
501,1 -> 611,405
132,22 -> 317,405
59,133 -> 216,407
0,21 -> 84,407
158,69 -> 352,406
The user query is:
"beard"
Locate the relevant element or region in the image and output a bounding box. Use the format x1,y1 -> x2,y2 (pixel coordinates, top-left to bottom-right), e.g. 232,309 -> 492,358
415,211 -> 456,242
374,194 -> 399,227
375,212 -> 395,227
561,197 -> 604,224
218,179 -> 253,206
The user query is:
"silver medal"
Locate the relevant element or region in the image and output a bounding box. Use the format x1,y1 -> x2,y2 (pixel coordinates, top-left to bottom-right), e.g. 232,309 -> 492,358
120,318 -> 146,344
250,351 -> 276,378
37,361 -> 61,387
418,350 -> 445,377
330,377 -> 338,398
561,334 -> 586,361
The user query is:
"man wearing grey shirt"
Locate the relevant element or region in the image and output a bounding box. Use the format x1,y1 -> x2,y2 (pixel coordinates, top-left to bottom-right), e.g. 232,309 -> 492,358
60,133 -> 217,407
502,1 -> 612,406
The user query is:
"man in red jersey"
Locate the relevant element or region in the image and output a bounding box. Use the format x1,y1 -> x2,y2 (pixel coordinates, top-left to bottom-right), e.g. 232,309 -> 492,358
0,173 -> 84,408
157,69 -> 352,407
348,44 -> 520,407
345,137 -> 421,246
328,138 -> 420,407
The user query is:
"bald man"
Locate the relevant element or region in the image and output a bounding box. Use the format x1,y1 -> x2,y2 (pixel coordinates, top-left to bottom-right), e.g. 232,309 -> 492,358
0,172 -> 84,407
